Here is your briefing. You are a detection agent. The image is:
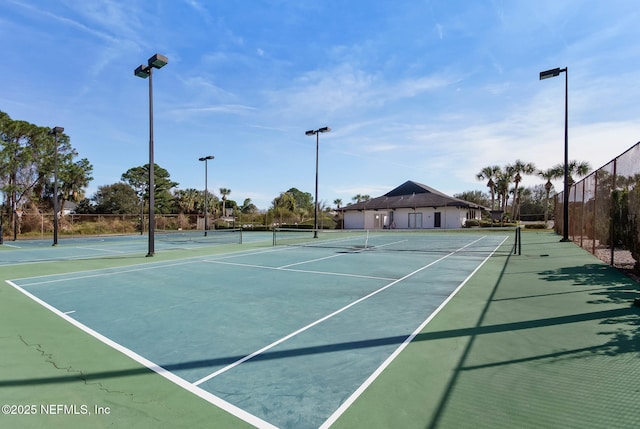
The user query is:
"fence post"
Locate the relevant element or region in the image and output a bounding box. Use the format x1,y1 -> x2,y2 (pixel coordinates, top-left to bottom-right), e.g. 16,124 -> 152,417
592,171 -> 598,255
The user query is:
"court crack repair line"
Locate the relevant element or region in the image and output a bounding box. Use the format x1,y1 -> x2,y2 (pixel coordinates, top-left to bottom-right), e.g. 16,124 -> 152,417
16,335 -> 147,403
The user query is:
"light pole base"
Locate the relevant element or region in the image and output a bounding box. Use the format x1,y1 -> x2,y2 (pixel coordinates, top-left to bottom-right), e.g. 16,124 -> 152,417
146,253 -> 154,257
560,238 -> 571,242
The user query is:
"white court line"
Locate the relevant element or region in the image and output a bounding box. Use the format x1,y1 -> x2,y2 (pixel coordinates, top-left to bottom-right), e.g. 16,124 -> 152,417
13,261 -> 198,287
4,279 -> 278,429
10,245 -> 291,285
204,259 -> 396,281
193,236 -> 487,387
278,253 -> 346,269
227,237 -> 409,270
320,234 -> 509,428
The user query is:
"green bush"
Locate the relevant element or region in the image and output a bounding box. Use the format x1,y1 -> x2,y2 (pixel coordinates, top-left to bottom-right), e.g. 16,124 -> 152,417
524,223 -> 548,229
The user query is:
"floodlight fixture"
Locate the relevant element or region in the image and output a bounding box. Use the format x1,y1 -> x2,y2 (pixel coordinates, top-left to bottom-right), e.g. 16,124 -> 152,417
305,127 -> 331,136
148,53 -> 168,69
134,65 -> 150,79
539,67 -> 565,80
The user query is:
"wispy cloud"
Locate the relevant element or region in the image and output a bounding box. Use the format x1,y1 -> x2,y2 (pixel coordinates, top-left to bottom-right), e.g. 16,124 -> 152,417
169,104 -> 256,120
10,0 -> 141,46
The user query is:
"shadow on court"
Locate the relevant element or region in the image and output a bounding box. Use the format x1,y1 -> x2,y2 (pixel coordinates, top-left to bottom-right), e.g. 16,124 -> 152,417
3,302 -> 636,389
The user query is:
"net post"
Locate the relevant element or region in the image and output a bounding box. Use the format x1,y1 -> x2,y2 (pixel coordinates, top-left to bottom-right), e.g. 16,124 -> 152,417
513,226 -> 521,255
518,227 -> 521,255
272,226 -> 276,246
239,227 -> 243,244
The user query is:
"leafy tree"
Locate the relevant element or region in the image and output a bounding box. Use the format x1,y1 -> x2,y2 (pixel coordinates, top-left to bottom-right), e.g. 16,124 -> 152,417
121,164 -> 178,214
93,183 -> 140,214
240,198 -> 258,214
0,111 -> 93,238
271,191 -> 297,224
518,184 -> 548,221
43,157 -> 93,215
454,190 -> 490,207
286,188 -> 314,213
74,198 -> 95,214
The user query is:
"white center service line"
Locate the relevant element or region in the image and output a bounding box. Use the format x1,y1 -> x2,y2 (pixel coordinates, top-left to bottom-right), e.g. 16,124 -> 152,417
204,259 -> 396,281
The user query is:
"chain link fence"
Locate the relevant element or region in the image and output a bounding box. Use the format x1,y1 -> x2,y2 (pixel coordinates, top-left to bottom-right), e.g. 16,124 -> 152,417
555,141 -> 640,273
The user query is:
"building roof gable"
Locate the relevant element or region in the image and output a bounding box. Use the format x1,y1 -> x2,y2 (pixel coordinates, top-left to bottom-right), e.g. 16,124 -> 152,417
343,180 -> 486,211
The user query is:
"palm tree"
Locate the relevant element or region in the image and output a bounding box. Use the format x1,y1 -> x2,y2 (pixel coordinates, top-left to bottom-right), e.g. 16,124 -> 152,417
561,160 -> 592,186
495,165 -> 515,213
539,160 -> 591,223
333,198 -> 342,209
509,160 -> 536,218
548,161 -> 591,184
352,194 -> 370,203
538,168 -> 558,222
219,187 -> 231,218
510,187 -> 532,221
174,188 -> 200,214
476,165 -> 501,210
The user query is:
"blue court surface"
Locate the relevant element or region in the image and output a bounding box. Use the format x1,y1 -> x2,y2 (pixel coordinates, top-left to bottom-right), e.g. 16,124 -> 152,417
6,231 -> 510,428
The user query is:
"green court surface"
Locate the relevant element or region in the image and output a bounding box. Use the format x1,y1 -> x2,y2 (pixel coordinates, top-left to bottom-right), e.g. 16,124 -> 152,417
1,230 -> 638,428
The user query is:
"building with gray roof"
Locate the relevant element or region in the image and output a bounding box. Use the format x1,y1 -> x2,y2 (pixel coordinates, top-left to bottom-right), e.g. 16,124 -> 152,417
340,180 -> 486,229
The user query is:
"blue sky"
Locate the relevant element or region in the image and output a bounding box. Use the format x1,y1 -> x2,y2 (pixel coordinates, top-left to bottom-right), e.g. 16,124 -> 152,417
2,1 -> 640,210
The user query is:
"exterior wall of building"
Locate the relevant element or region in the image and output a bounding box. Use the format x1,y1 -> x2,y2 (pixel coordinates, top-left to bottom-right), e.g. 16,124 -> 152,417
343,206 -> 480,229
344,211 -> 365,229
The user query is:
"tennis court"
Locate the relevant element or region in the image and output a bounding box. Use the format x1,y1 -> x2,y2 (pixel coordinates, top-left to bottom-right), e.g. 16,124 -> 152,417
4,229 -> 509,428
2,229 -> 638,428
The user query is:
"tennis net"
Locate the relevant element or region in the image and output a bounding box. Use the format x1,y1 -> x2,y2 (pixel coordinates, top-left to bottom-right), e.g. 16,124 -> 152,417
156,228 -> 242,245
273,227 -> 521,255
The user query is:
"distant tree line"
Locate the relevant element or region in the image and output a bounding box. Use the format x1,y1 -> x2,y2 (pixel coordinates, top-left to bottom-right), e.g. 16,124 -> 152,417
2,110 -> 595,237
458,159 -> 591,222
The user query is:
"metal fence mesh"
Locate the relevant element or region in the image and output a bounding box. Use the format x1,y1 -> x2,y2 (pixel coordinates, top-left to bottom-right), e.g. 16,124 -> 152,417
556,141 -> 640,272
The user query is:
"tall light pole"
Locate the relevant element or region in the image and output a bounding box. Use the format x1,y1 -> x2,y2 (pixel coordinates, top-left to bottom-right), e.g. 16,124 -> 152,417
199,155 -> 215,236
540,66 -> 569,242
305,126 -> 331,238
49,126 -> 64,246
135,53 -> 168,257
